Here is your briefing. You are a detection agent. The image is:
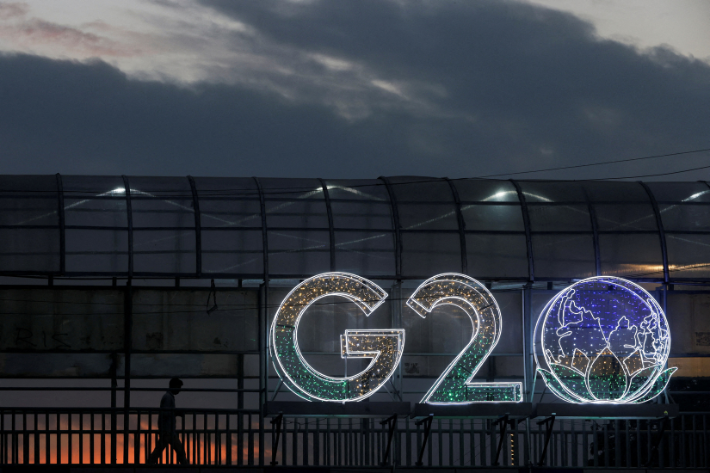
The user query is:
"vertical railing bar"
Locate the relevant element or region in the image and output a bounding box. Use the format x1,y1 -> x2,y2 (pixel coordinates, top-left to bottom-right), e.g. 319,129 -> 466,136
470,419 -> 475,466
603,423 -> 609,467
67,413 -> 72,465
281,416 -> 286,466
510,179 -> 535,282
378,176 -> 402,278
614,419 -> 620,467
437,419 -> 442,466
325,418 -> 330,465
58,413 -> 62,465
292,419 -> 297,466
625,420 -> 630,467
226,412 -> 231,466
692,414 -> 697,467
704,414 -> 708,467
187,175 -> 202,277
238,411 -> 243,466
681,415 -> 686,467
134,411 -> 139,465
479,419 -> 486,466
22,411 -> 28,465
35,412 -> 40,465
646,421 -> 652,467
79,413 -> 84,464
640,181 -> 670,283
314,418 -> 319,466
636,420 -> 641,467
303,417 -> 309,466
659,418 -> 665,467
592,422 -> 598,467
570,420 -> 577,467
349,418 -> 354,466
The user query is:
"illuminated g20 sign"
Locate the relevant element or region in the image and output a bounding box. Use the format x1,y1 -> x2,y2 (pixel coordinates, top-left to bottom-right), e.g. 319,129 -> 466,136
269,273 -> 674,404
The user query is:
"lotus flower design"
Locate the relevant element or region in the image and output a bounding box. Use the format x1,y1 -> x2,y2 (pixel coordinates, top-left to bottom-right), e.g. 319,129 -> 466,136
534,277 -> 676,404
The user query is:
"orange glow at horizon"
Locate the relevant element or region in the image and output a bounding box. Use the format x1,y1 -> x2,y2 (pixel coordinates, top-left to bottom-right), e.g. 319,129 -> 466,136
6,415 -> 270,465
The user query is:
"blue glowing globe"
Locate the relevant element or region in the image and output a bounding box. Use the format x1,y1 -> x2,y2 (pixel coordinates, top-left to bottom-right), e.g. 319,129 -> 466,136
534,276 -> 676,404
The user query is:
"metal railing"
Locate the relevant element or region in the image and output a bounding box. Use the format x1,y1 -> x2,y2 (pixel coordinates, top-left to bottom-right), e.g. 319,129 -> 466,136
1,408 -> 709,467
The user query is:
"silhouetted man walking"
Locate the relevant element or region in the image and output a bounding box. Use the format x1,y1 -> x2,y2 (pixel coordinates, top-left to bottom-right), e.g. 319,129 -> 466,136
147,377 -> 188,465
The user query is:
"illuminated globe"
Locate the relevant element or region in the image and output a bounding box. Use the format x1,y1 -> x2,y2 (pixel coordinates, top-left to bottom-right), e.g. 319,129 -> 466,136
534,276 -> 676,404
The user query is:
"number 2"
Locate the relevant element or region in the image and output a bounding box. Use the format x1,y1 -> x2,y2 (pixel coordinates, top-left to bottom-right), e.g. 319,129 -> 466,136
407,273 -> 522,404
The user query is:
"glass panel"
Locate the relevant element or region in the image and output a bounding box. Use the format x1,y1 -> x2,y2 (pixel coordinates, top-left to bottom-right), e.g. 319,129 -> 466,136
330,201 -> 392,230
460,204 -> 523,231
64,197 -> 127,227
195,178 -> 264,232
129,354 -> 240,377
666,234 -> 710,279
0,228 -> 60,272
0,175 -> 58,227
454,180 -> 520,202
582,181 -> 649,202
599,234 -> 663,279
268,230 -> 330,275
201,229 -> 263,275
132,288 -> 258,352
518,181 -> 586,202
127,176 -> 194,228
532,234 -> 596,278
0,354 -> 113,377
466,234 -> 528,278
645,182 -> 710,203
334,230 -> 395,275
326,179 -> 393,231
326,179 -> 391,202
398,203 -> 459,230
127,176 -> 190,194
133,229 -> 196,274
199,198 -> 263,228
0,197 -> 58,226
388,177 -> 453,202
65,229 -> 128,273
131,198 -> 195,228
265,200 -> 330,228
0,288 -> 123,351
528,205 -> 591,232
62,176 -> 126,195
401,232 -> 461,276
659,204 -> 710,231
389,177 -> 458,230
594,204 -> 658,231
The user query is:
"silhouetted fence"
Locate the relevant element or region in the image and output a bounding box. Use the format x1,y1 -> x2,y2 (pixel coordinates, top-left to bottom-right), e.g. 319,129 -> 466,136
1,408 -> 709,467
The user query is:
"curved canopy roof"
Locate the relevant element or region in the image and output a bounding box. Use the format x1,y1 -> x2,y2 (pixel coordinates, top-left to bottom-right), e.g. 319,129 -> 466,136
1,176 -> 709,282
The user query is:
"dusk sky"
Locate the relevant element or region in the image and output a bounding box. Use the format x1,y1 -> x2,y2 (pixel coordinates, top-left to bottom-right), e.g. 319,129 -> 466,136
1,0 -> 709,179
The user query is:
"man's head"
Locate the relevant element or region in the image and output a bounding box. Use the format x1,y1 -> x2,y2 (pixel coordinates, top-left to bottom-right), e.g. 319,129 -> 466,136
169,377 -> 183,395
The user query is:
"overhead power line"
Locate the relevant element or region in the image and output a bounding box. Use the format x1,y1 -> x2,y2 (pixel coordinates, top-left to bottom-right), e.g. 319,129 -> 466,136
1,146 -> 710,198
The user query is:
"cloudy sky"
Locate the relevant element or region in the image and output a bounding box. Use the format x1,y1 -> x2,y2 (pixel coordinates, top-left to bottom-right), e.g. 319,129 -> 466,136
1,0 -> 709,179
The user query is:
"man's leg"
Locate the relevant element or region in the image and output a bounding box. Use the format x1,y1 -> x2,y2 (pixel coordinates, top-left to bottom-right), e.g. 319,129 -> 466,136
169,432 -> 189,465
146,433 -> 169,464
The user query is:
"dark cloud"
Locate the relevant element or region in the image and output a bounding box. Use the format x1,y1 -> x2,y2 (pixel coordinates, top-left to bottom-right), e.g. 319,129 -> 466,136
1,0 -> 710,179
